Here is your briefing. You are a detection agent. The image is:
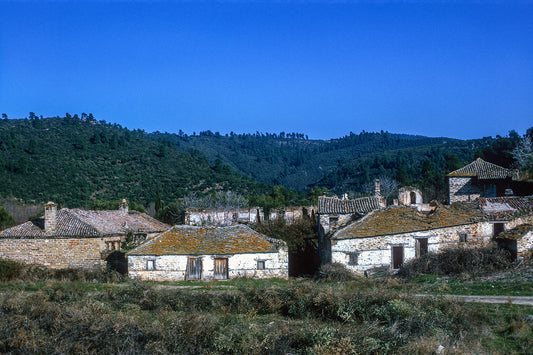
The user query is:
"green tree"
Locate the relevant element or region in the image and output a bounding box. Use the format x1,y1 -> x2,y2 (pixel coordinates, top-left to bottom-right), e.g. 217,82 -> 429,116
444,153 -> 462,173
0,207 -> 15,229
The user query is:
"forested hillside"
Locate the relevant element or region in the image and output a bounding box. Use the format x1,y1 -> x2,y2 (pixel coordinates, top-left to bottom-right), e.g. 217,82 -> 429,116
1,113 -> 523,209
0,115 -> 267,207
151,130 -> 496,199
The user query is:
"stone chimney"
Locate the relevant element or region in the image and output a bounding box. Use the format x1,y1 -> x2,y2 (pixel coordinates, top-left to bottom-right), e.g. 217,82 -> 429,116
374,179 -> 381,196
44,202 -> 57,235
119,199 -> 129,214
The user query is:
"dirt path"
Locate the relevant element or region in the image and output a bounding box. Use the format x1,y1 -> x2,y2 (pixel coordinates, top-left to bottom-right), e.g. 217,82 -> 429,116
414,294 -> 533,306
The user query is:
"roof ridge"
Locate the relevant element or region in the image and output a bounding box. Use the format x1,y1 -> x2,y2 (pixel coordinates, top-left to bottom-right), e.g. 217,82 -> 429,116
59,209 -> 101,235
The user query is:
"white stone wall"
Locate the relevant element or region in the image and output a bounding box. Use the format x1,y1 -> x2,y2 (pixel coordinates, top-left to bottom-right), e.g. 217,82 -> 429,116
128,249 -> 289,281
331,222 -> 494,274
185,207 -> 317,226
449,177 -> 482,203
518,232 -> 533,254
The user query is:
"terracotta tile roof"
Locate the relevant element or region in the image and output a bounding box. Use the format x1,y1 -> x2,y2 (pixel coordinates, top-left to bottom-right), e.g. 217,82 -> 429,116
318,196 -> 381,215
0,209 -> 169,239
478,196 -> 533,220
447,158 -> 512,179
128,224 -> 285,256
494,224 -> 533,240
333,203 -> 485,239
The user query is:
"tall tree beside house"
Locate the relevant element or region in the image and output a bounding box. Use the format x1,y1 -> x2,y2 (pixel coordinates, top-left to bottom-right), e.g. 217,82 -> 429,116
512,134 -> 533,177
155,190 -> 163,214
0,207 -> 15,230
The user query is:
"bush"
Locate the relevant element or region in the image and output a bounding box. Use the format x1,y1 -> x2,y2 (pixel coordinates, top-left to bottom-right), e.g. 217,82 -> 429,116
316,262 -> 357,282
0,258 -> 24,282
398,246 -> 515,278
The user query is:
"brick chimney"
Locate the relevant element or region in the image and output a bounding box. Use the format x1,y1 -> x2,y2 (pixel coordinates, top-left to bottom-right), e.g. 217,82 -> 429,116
44,202 -> 57,235
119,199 -> 129,214
374,179 -> 381,196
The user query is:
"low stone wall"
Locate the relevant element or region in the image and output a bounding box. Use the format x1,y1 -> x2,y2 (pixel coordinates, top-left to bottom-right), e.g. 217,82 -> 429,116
0,237 -> 121,269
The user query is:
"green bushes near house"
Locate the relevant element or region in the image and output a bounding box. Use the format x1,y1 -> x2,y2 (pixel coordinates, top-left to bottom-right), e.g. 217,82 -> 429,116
0,280 -> 531,354
398,246 -> 516,278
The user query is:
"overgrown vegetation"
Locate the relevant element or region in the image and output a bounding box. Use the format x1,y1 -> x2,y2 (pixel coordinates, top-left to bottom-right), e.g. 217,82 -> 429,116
397,246 -> 516,279
0,259 -> 531,353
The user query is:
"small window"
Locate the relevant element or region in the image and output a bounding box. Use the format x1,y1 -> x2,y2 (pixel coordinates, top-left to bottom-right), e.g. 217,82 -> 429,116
257,260 -> 266,270
146,260 -> 155,271
459,232 -> 468,243
329,216 -> 339,227
347,252 -> 358,266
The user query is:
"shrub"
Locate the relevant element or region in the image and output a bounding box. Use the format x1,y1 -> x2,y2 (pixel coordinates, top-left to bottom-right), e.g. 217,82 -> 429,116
398,246 -> 515,278
316,262 -> 357,282
0,258 -> 24,281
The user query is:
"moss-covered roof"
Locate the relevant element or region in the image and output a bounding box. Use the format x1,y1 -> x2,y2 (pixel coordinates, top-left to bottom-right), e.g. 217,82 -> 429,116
494,224 -> 533,240
333,203 -> 486,239
128,224 -> 285,256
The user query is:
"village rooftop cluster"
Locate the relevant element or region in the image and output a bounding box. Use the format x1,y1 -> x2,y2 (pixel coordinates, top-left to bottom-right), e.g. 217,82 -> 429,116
0,158 -> 532,281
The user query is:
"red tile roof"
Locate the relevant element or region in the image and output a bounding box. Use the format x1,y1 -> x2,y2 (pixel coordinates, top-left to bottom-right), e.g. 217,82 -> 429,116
0,209 -> 169,238
447,158 -> 512,180
318,196 -> 381,215
128,224 -> 285,256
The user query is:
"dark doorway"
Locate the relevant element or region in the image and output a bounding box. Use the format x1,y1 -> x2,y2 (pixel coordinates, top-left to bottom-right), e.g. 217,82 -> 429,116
392,245 -> 404,269
416,238 -> 428,258
187,257 -> 202,280
493,223 -> 505,237
106,251 -> 127,274
213,258 -> 228,280
410,192 -> 417,205
289,238 -> 320,276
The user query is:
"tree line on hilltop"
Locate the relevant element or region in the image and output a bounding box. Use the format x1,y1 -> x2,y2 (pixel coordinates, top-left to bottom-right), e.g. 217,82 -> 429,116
0,113 -> 531,231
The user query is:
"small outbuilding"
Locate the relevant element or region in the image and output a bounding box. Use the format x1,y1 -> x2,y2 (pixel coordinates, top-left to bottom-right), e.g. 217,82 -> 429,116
447,158 -> 513,203
127,224 -> 288,281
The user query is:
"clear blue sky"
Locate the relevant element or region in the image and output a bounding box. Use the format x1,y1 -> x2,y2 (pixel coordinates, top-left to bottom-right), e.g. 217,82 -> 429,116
1,1 -> 532,140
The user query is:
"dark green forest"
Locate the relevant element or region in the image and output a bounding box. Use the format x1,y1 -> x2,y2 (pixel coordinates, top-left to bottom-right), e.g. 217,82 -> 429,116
0,113 -> 527,211
0,114 -> 268,208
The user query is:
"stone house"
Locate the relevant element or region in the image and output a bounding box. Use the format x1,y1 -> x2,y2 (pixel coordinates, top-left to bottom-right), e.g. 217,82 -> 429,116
328,196 -> 533,274
494,224 -> 533,260
185,206 -> 317,226
447,158 -> 514,203
317,191 -> 384,264
127,224 -> 288,281
0,200 -> 170,269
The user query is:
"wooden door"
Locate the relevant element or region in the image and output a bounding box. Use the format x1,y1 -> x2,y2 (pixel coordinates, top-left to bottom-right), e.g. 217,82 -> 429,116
392,245 -> 404,269
213,258 -> 228,280
187,257 -> 202,280
416,238 -> 428,258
